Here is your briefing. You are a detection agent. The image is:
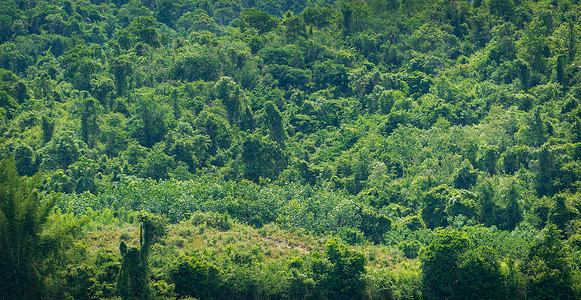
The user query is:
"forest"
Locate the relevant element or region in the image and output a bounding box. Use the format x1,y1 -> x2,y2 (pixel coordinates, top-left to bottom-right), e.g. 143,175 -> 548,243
1,0 -> 581,298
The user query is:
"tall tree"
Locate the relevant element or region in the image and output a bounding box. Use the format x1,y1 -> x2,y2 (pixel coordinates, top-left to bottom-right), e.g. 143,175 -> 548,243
0,158 -> 57,299
456,246 -> 506,299
502,180 -> 523,231
117,212 -> 166,300
130,96 -> 168,148
522,224 -> 575,299
110,55 -> 133,97
477,180 -> 499,227
76,93 -> 100,147
41,115 -> 55,145
421,185 -> 453,229
215,77 -> 241,125
478,145 -> 499,175
241,133 -> 288,183
236,8 -> 280,34
264,101 -> 287,147
531,107 -> 547,147
421,230 -> 473,300
536,145 -> 555,197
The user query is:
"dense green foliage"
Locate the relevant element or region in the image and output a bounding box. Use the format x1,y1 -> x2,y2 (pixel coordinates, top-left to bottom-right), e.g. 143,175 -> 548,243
0,158 -> 83,299
2,0 -> 581,298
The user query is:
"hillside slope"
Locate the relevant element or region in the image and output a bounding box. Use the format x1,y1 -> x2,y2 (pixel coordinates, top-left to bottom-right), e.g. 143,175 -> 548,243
1,0 -> 581,298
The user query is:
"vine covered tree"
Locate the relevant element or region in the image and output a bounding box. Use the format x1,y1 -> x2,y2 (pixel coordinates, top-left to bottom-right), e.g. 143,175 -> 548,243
117,212 -> 166,300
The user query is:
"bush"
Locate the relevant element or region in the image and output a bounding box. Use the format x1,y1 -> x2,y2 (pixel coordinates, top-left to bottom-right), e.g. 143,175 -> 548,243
337,226 -> 365,245
190,211 -> 232,230
399,215 -> 426,231
169,254 -> 216,298
321,239 -> 367,299
399,240 -> 421,259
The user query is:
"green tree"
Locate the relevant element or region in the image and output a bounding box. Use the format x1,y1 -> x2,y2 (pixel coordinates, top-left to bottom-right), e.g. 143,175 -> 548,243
117,242 -> 149,300
421,185 -> 452,229
101,114 -> 129,157
296,159 -> 317,185
154,0 -> 179,27
556,54 -> 566,86
320,239 -> 366,299
177,10 -> 221,34
477,145 -> 499,175
456,246 -> 506,299
41,115 -> 55,145
39,131 -> 84,171
445,191 -> 478,222
117,212 -> 166,300
172,51 -> 221,82
571,116 -> 581,143
536,145 -> 555,197
235,8 -> 279,34
565,16 -> 577,61
170,254 -> 219,299
359,208 -> 391,244
121,141 -> 148,175
194,110 -> 231,155
263,101 -> 287,146
530,107 -> 547,147
46,169 -> 73,193
75,93 -> 100,147
139,142 -> 174,180
453,159 -> 478,190
502,180 -> 523,231
502,145 -> 529,174
169,136 -> 198,173
379,89 -> 403,114
11,81 -> 29,104
119,16 -> 160,48
90,75 -> 115,107
110,55 -> 133,97
67,156 -> 98,194
521,21 -> 550,74
522,224 -> 575,299
489,0 -> 515,21
0,90 -> 17,119
340,3 -> 353,34
63,57 -> 101,92
421,230 -> 473,300
477,179 -> 500,227
241,133 -> 288,183
283,11 -> 306,41
548,194 -> 579,233
302,6 -> 336,28
130,96 -> 168,148
0,158 -> 58,299
215,77 -> 242,125
13,143 -> 36,177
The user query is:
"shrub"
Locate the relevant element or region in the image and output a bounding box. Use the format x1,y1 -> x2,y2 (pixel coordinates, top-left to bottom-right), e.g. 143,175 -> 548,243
399,240 -> 421,259
170,254 -> 212,298
337,226 -> 365,245
190,211 -> 232,230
